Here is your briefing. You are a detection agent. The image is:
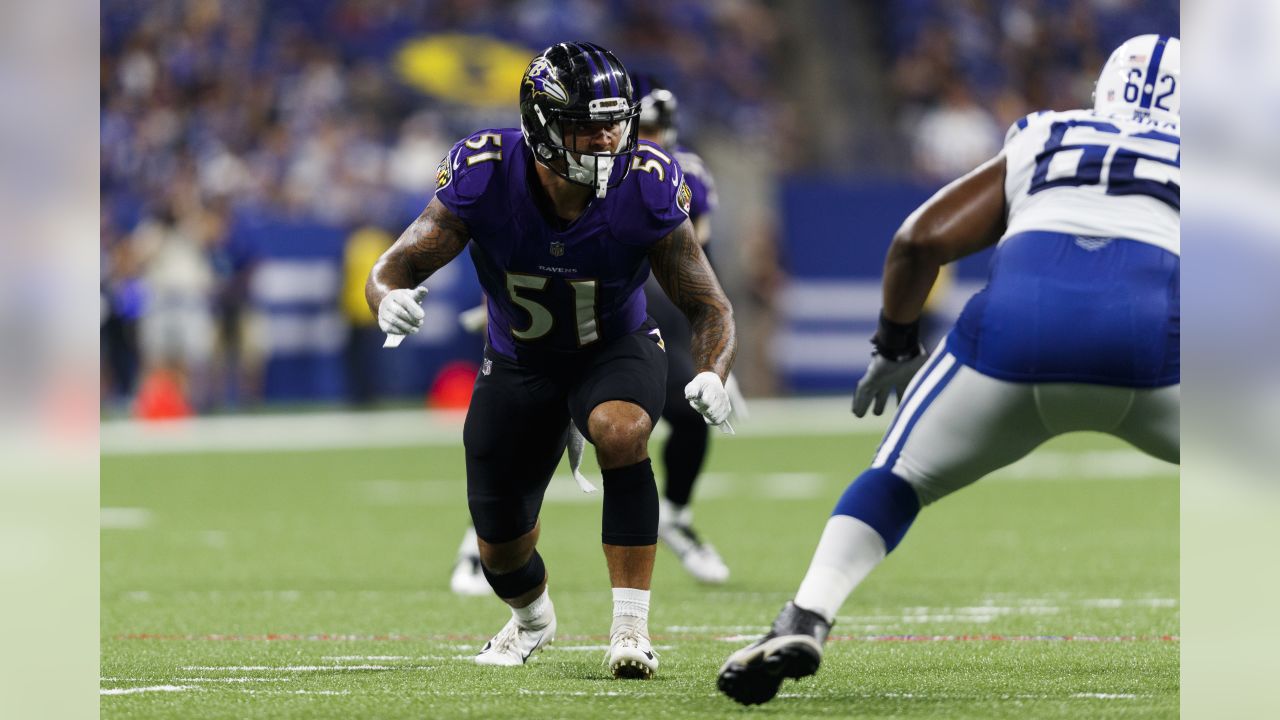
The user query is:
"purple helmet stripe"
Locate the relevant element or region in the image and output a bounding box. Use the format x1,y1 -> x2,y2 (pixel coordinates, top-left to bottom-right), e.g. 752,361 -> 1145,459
596,47 -> 619,97
573,42 -> 604,100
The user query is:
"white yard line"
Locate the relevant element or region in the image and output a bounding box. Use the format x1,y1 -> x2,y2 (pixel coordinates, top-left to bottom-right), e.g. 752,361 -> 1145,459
986,451 -> 1174,481
102,677 -> 289,683
775,691 -> 1144,700
100,507 -> 152,530
321,655 -> 415,661
237,689 -> 351,696
179,664 -> 424,672
101,401 -> 1175,492
101,398 -> 882,455
101,685 -> 196,696
356,448 -> 1171,509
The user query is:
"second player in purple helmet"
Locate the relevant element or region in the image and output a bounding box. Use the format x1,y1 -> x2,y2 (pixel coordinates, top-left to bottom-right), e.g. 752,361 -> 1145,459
631,73 -> 740,585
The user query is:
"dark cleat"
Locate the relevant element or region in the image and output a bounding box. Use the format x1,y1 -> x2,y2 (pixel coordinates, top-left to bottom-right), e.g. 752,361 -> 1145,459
717,601 -> 832,706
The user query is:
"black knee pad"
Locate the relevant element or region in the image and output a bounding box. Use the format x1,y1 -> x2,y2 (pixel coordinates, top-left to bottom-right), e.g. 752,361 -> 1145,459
601,458 -> 659,545
481,550 -> 546,600
468,493 -> 543,545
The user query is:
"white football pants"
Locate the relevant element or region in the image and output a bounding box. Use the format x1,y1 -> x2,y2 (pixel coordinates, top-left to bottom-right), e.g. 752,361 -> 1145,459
873,348 -> 1179,506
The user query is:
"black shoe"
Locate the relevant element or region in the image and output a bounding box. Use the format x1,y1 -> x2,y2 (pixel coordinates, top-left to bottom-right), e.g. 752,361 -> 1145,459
717,601 -> 832,706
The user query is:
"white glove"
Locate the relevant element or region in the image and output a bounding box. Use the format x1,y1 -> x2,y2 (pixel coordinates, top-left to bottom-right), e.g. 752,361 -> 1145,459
685,371 -> 735,434
851,347 -> 929,417
379,287 -> 429,344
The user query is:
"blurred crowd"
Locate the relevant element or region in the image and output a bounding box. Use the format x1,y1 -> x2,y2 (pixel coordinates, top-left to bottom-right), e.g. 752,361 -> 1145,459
100,0 -> 782,413
880,0 -> 1178,181
100,0 -> 1175,413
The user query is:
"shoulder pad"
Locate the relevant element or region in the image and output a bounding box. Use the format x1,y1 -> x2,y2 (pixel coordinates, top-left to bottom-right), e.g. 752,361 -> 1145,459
435,129 -> 516,217
631,142 -> 688,213
613,142 -> 690,244
1004,110 -> 1052,145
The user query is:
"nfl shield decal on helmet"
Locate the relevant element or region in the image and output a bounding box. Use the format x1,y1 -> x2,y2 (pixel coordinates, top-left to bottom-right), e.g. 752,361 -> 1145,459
677,178 -> 693,216
550,241 -> 565,257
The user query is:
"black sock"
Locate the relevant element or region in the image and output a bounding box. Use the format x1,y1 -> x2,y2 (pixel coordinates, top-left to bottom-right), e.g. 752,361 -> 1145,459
662,413 -> 709,507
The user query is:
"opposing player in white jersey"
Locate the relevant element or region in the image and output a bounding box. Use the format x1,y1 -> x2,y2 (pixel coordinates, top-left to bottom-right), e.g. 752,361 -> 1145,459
718,34 -> 1180,706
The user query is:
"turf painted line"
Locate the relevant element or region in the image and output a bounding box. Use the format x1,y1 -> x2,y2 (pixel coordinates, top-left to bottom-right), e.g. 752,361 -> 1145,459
362,471 -> 837,506
101,685 -> 197,696
718,633 -> 1178,643
974,595 -> 1178,609
355,448 -> 1171,510
546,644 -> 673,652
421,689 -> 685,698
986,450 -> 1174,481
180,664 -> 426,671
775,691 -> 1149,700
321,655 -> 416,661
102,677 -> 289,683
100,507 -> 152,530
237,690 -> 352,696
665,625 -> 776,633
516,689 -> 660,698
1083,597 -> 1178,608
115,631 -> 1177,644
175,678 -> 290,683
758,473 -> 828,498
101,398 -> 885,455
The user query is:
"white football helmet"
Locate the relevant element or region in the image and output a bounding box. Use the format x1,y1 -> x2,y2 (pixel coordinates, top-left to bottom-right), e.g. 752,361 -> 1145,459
1094,34 -> 1180,124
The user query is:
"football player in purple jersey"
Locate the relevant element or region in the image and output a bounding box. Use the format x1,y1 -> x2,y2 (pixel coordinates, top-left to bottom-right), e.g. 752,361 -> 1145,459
367,42 -> 736,679
631,73 -> 737,585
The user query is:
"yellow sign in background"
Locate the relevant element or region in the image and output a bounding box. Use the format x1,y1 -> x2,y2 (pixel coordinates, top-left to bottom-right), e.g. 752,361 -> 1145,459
396,34 -> 533,108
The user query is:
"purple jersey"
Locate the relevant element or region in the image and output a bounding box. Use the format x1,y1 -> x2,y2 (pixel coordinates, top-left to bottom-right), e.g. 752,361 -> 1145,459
673,145 -> 717,222
435,130 -> 691,357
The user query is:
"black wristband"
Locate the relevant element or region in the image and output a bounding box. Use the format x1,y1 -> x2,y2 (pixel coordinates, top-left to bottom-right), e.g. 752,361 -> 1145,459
872,311 -> 921,361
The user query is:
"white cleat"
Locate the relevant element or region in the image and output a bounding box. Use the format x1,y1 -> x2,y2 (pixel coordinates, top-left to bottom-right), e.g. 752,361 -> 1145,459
659,522 -> 730,584
450,555 -> 492,597
607,623 -> 659,679
475,613 -> 556,666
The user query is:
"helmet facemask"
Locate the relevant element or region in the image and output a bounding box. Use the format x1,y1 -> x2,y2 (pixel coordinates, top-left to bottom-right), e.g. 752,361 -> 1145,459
525,97 -> 639,198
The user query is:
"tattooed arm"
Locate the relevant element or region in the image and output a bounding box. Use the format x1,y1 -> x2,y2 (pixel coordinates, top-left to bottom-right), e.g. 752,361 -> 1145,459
649,218 -> 737,380
365,197 -> 470,316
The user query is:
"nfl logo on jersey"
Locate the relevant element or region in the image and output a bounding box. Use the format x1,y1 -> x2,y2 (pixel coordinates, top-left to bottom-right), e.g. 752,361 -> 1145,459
549,241 -> 565,257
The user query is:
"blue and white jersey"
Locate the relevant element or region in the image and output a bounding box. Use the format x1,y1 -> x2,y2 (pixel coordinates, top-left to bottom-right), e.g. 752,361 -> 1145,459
860,43 -> 1181,515
945,108 -> 1180,388
1003,109 -> 1179,255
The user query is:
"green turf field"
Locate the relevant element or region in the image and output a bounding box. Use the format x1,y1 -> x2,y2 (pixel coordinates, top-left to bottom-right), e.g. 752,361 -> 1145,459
102,412 -> 1177,719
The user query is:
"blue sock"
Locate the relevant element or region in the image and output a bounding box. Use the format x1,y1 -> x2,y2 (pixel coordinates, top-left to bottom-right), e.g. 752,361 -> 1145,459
831,467 -> 920,552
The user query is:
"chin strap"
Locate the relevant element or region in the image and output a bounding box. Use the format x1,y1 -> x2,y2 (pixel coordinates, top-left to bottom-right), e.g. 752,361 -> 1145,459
593,156 -> 613,198
564,153 -> 613,199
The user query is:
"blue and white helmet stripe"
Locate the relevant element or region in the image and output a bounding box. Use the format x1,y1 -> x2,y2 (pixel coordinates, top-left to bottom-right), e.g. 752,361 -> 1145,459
1137,35 -> 1171,111
1094,34 -> 1180,124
